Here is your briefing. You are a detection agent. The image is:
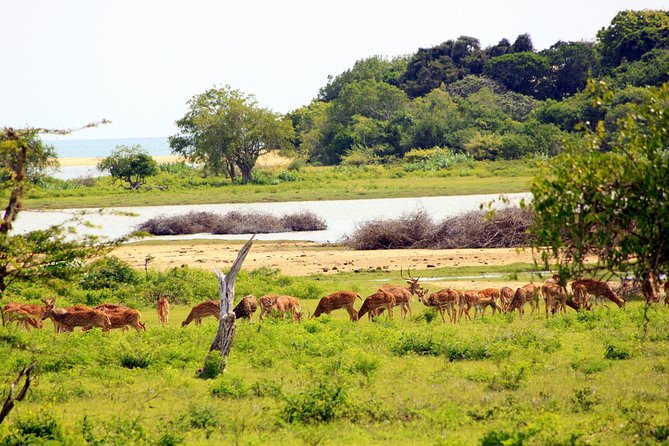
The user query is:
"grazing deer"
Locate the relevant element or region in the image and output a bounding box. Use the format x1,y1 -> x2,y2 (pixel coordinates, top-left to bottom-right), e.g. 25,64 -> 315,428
275,296 -> 303,321
258,294 -> 280,321
233,295 -> 258,321
42,298 -> 111,332
508,284 -> 541,319
313,291 -> 361,321
2,303 -> 45,331
181,300 -> 220,327
418,288 -> 459,322
378,268 -> 425,320
571,279 -> 625,309
84,307 -> 146,332
459,289 -> 502,320
541,281 -> 568,317
357,289 -> 396,321
499,287 -> 515,313
156,295 -> 170,326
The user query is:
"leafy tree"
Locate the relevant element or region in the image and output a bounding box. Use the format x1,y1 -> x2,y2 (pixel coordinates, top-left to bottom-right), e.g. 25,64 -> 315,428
170,86 -> 294,183
0,124 -> 114,299
484,52 -> 551,98
542,41 -> 601,98
597,10 -> 669,69
487,38 -> 512,57
511,33 -> 534,53
318,56 -> 408,102
529,80 -> 669,301
97,144 -> 158,190
610,48 -> 669,88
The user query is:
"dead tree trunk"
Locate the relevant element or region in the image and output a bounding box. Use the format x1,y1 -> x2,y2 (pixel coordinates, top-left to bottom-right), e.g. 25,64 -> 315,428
199,236 -> 254,376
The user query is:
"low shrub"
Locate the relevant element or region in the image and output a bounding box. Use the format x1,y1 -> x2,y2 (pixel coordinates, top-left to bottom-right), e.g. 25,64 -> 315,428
604,343 -> 632,360
137,210 -> 327,235
281,382 -> 349,424
80,256 -> 140,290
344,207 -> 534,250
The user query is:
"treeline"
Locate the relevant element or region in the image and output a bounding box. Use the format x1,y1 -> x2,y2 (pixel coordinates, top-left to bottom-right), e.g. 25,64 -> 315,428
289,10 -> 669,165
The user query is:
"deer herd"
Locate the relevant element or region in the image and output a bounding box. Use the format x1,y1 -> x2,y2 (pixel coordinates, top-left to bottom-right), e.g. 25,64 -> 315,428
2,270 -> 667,333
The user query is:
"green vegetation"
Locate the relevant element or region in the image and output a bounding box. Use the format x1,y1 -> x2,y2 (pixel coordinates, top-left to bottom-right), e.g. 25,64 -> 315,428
288,10 -> 669,165
530,80 -> 669,299
1,260 -> 668,444
23,159 -> 536,209
97,145 -> 159,190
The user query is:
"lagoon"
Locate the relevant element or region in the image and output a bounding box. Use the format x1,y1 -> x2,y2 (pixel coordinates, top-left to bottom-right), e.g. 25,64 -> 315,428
12,193 -> 530,243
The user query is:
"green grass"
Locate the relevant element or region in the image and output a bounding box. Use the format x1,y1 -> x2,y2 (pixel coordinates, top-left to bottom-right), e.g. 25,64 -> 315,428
22,160 -> 536,209
2,268 -> 669,444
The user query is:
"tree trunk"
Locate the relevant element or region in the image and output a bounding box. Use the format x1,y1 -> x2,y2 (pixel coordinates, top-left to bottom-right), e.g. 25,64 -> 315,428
239,164 -> 253,184
200,236 -> 254,376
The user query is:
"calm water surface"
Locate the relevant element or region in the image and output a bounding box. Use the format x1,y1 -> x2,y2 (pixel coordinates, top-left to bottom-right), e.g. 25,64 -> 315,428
13,193 -> 530,243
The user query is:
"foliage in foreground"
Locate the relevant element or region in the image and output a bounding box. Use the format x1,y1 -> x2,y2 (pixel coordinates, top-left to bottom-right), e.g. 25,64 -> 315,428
0,300 -> 668,445
530,80 -> 669,296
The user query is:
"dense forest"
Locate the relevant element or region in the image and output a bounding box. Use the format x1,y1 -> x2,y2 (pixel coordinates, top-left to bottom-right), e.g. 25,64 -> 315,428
288,9 -> 669,165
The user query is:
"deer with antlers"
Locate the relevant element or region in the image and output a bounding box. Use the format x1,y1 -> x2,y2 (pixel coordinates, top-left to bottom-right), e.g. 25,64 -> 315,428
507,283 -> 541,319
357,289 -> 396,321
418,288 -> 459,322
181,300 -> 220,327
571,279 -> 625,309
156,295 -> 170,326
376,268 -> 425,320
41,298 -> 111,332
313,291 -> 361,321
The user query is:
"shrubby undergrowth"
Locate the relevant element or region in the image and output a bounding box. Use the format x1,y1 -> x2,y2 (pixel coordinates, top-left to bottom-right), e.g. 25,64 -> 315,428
136,210 -> 327,235
344,207 -> 534,249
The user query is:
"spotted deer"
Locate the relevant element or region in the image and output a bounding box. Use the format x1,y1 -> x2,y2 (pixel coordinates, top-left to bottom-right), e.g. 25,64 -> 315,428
508,283 -> 541,319
377,268 -> 425,320
357,289 -> 396,321
313,291 -> 361,321
258,294 -> 280,321
418,288 -> 459,322
84,306 -> 145,332
571,279 -> 625,309
275,296 -> 303,321
2,303 -> 45,331
42,298 -> 111,332
233,295 -> 258,321
459,289 -> 502,320
541,281 -> 568,317
156,295 -> 170,326
181,300 -> 220,327
499,287 -> 515,313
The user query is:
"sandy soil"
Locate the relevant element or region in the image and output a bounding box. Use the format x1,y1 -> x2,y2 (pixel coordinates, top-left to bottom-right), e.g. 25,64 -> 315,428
113,240 -> 538,281
59,152 -> 291,167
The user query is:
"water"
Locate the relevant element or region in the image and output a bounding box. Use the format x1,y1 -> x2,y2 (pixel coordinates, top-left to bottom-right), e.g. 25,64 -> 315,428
45,136 -> 171,158
11,193 -> 530,243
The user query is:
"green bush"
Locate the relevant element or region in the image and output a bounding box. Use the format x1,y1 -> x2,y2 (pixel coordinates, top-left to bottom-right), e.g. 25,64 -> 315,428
211,376 -> 249,399
281,382 -> 349,424
80,256 -> 140,290
604,343 -> 632,360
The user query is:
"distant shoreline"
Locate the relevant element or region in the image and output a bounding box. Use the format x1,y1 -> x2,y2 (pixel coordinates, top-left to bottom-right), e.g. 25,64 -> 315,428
58,155 -> 181,167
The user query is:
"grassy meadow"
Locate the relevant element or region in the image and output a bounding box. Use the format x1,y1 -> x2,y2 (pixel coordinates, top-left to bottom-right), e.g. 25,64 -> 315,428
23,160 -> 537,209
1,263 -> 669,445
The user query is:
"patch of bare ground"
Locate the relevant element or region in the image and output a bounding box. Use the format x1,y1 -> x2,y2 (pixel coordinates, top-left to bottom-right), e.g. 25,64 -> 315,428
112,240 -> 537,276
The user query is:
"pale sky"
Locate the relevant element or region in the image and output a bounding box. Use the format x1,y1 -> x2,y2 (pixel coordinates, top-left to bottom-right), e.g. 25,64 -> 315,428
2,0 -> 667,140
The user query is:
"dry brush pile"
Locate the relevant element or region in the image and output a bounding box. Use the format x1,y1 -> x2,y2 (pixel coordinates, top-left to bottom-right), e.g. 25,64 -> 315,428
137,210 -> 327,235
344,207 -> 534,250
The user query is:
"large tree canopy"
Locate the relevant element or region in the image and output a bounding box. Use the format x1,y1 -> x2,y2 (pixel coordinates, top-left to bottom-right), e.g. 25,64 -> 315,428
170,86 -> 294,183
529,80 -> 669,301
